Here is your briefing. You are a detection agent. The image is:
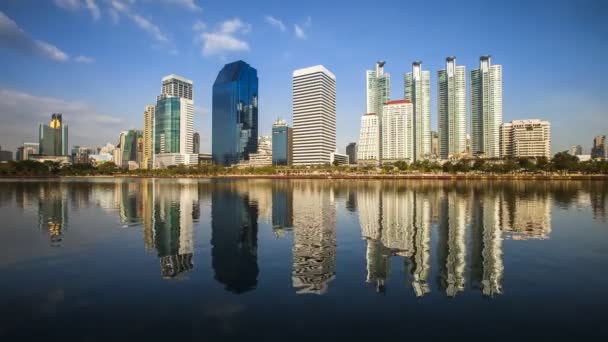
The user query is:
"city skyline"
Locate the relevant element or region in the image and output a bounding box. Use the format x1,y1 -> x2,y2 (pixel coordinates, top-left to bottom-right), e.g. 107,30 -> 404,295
0,1 -> 605,155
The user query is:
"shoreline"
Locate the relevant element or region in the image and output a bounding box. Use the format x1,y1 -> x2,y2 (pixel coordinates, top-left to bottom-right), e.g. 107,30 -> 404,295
1,174 -> 607,180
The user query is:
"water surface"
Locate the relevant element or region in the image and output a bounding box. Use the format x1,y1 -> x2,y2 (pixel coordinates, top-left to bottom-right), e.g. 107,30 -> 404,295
0,178 -> 607,339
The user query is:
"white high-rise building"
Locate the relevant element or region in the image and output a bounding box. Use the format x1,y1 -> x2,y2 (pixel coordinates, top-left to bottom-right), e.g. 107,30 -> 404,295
357,113 -> 379,163
366,61 -> 390,156
500,119 -> 551,158
381,100 -> 414,162
161,74 -> 193,100
292,65 -> 336,165
471,55 -> 503,158
438,57 -> 467,159
143,104 -> 155,169
154,74 -> 197,168
404,61 -> 431,161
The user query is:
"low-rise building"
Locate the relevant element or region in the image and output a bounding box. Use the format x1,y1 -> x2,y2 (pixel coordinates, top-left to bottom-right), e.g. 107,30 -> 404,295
501,119 -> 551,158
330,152 -> 349,165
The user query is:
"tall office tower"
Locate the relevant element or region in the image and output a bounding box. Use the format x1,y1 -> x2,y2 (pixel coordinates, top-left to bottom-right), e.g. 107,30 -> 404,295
38,113 -> 68,156
591,135 -> 607,159
570,145 -> 583,156
357,113 -> 379,163
470,55 -> 503,158
143,104 -> 155,169
292,65 -> 336,165
346,142 -> 357,164
501,119 -> 551,158
381,100 -> 414,162
154,74 -> 197,168
272,119 -> 293,166
404,61 -> 431,161
366,61 -> 391,156
438,56 -> 467,159
212,60 -> 258,166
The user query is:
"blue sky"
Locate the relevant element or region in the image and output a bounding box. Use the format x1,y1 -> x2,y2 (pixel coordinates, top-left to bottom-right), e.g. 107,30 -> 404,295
0,0 -> 606,154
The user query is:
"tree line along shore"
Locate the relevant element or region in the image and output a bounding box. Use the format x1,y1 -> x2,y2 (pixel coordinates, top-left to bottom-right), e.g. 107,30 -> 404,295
1,152 -> 607,178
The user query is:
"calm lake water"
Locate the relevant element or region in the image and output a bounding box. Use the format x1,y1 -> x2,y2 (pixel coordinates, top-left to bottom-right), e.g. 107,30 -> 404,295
0,178 -> 607,339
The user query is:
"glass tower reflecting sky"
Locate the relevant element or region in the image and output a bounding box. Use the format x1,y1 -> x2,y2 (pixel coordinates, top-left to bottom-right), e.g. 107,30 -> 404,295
212,60 -> 258,166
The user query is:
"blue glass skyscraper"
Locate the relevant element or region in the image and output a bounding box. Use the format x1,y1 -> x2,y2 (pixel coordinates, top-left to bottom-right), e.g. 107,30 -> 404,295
212,60 -> 258,166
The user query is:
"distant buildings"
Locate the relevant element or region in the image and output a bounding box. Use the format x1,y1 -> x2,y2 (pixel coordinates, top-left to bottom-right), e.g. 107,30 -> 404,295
246,135 -> 273,167
381,100 -> 414,162
501,120 -> 551,158
570,145 -> 583,156
330,152 -> 349,165
39,113 -> 68,157
366,61 -> 390,156
212,60 -> 258,166
346,142 -> 357,164
438,56 -> 467,159
591,135 -> 607,159
193,132 -> 200,154
357,113 -> 379,163
154,74 -> 197,168
71,146 -> 96,164
142,104 -> 155,169
471,55 -> 502,158
16,142 -> 39,161
431,131 -> 439,158
0,146 -> 12,161
404,61 -> 431,161
292,65 -> 336,165
272,119 -> 292,166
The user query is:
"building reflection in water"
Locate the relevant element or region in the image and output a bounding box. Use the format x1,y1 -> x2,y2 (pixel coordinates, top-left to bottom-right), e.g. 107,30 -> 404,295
291,182 -> 336,295
9,179 -> 605,297
211,184 -> 259,293
38,183 -> 69,247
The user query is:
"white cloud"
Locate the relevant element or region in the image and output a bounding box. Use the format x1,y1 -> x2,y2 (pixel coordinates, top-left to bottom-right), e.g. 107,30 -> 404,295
75,55 -> 95,63
108,8 -> 120,24
219,18 -> 250,34
163,0 -> 202,12
54,0 -> 101,20
192,19 -> 206,31
110,0 -> 169,43
294,16 -> 312,39
54,0 -> 80,10
294,24 -> 306,39
0,11 -> 69,62
264,15 -> 285,32
0,88 -> 126,152
85,0 -> 101,20
196,18 -> 250,56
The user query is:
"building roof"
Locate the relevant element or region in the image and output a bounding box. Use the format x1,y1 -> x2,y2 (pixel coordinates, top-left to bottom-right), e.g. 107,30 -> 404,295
384,100 -> 411,105
293,65 -> 336,80
161,74 -> 193,84
363,112 -> 377,116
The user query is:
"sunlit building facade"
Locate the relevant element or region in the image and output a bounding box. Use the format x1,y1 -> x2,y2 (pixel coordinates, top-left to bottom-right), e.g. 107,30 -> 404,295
471,55 -> 503,158
292,65 -> 336,165
381,100 -> 414,162
501,119 -> 551,158
38,113 -> 68,157
404,61 -> 431,161
438,56 -> 467,159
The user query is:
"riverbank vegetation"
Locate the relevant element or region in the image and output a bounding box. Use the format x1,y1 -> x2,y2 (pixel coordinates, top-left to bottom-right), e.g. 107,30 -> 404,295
1,152 -> 607,177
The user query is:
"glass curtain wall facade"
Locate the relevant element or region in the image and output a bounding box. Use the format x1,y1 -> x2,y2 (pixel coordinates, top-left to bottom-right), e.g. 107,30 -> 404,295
39,113 -> 68,156
272,119 -> 292,166
155,97 -> 181,154
212,60 -> 259,166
